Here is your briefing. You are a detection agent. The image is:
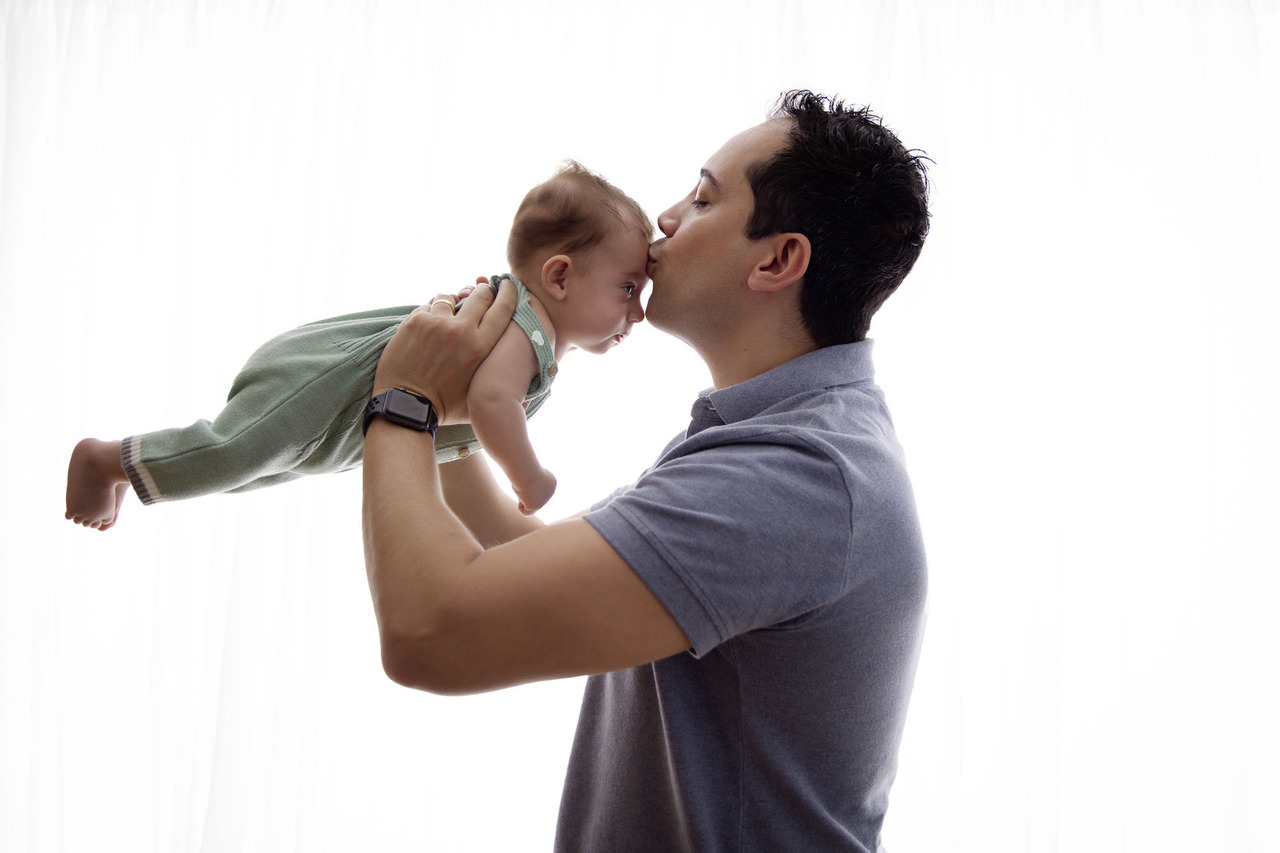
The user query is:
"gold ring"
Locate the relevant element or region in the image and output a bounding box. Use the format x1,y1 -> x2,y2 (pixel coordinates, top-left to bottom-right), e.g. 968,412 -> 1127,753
430,297 -> 455,309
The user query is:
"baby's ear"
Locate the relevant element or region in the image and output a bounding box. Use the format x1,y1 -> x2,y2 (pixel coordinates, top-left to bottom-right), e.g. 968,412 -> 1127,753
541,254 -> 572,301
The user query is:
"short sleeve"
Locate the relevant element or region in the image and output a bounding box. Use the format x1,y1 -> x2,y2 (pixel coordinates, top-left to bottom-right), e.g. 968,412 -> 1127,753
585,433 -> 854,657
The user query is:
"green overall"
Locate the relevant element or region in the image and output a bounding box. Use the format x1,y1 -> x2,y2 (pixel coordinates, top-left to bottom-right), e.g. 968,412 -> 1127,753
122,275 -> 557,504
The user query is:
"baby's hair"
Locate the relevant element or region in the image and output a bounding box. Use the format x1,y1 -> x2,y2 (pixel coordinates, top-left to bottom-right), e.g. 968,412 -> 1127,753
506,160 -> 653,273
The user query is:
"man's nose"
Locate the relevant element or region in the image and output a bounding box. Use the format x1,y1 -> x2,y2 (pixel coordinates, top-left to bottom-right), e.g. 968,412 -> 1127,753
657,207 -> 678,237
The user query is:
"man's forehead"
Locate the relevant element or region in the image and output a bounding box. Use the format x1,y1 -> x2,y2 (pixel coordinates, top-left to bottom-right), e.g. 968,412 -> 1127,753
703,119 -> 791,181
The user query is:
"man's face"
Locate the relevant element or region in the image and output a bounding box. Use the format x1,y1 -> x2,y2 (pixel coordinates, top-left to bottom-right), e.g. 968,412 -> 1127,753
645,119 -> 792,341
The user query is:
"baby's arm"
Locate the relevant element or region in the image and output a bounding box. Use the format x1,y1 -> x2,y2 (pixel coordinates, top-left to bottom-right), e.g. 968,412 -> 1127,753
467,322 -> 556,515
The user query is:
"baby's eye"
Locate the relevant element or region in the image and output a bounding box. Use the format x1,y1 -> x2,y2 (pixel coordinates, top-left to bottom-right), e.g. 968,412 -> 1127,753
622,283 -> 637,296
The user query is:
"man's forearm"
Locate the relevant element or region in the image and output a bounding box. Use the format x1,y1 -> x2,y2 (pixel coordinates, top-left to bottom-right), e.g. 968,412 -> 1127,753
362,418 -> 484,683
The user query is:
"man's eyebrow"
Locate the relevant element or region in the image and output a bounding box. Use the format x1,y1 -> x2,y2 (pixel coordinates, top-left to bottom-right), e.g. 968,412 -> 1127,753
699,168 -> 719,188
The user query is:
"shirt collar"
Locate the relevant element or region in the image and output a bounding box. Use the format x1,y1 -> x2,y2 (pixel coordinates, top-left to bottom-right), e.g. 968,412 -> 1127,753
700,340 -> 877,426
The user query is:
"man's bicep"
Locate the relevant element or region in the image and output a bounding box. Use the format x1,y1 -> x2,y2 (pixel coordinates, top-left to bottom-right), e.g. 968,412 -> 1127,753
584,439 -> 855,645
423,518 -> 690,694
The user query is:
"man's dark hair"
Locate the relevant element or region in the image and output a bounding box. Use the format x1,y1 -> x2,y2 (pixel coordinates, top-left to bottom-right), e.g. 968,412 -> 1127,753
746,90 -> 931,346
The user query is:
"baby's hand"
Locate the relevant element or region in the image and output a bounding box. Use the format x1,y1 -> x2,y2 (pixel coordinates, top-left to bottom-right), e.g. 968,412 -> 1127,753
514,468 -> 557,516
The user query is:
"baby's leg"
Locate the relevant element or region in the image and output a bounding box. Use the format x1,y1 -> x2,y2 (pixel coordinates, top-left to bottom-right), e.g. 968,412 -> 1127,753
65,438 -> 130,531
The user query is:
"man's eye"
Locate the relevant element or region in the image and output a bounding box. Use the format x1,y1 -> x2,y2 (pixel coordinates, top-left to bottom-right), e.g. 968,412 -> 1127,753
690,198 -> 709,210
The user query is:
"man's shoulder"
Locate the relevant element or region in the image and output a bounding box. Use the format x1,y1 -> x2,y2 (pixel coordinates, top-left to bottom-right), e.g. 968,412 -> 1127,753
683,381 -> 899,464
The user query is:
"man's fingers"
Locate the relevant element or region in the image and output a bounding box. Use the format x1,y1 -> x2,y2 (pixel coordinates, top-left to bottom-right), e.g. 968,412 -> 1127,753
454,277 -> 516,341
428,294 -> 457,314
453,280 -> 493,317
476,277 -> 517,339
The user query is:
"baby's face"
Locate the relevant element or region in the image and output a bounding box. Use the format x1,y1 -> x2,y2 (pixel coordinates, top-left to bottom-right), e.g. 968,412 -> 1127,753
560,224 -> 651,355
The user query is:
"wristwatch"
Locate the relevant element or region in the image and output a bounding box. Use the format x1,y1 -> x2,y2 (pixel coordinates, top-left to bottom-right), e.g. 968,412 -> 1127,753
363,388 -> 439,437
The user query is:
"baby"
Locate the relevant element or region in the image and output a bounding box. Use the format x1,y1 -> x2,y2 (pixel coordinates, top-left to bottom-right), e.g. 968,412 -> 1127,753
65,161 -> 651,530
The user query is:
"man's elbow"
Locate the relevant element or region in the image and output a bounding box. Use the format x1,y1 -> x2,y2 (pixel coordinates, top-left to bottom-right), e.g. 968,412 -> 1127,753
378,631 -> 487,696
380,637 -> 428,690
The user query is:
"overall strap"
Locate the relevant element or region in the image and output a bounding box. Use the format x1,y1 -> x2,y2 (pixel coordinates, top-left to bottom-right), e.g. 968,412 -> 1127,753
489,274 -> 558,397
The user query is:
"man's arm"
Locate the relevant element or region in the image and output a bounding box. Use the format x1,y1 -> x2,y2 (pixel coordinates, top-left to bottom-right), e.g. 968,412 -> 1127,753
364,423 -> 689,694
363,286 -> 689,695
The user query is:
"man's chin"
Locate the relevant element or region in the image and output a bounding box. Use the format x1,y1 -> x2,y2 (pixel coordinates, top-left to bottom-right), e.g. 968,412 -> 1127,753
643,298 -> 669,330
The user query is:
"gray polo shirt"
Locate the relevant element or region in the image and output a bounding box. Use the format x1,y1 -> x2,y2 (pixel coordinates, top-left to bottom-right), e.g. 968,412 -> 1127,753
557,341 -> 927,853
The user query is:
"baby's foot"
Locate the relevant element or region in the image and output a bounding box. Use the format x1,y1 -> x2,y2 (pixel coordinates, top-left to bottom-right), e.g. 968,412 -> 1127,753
65,438 -> 130,531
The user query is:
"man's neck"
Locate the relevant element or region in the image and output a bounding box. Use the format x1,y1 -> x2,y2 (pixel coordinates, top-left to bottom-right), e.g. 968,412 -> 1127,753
702,324 -> 818,389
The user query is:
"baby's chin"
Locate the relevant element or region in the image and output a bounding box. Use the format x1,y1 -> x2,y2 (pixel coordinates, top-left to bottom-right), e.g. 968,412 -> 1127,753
578,337 -> 624,356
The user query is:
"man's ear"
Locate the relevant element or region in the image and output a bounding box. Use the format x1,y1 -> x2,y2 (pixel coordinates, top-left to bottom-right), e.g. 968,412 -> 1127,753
747,233 -> 811,293
541,255 -> 572,301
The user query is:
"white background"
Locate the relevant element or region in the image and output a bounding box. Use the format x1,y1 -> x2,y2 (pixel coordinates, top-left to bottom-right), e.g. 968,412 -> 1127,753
2,1 -> 1277,850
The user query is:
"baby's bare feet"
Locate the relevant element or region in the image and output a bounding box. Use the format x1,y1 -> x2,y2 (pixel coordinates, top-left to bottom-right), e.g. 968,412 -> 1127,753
65,438 -> 129,531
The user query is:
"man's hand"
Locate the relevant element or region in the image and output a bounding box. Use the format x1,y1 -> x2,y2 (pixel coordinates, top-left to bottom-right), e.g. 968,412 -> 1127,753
371,279 -> 517,425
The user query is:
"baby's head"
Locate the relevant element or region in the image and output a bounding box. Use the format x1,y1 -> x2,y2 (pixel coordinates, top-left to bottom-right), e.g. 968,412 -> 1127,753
507,162 -> 653,354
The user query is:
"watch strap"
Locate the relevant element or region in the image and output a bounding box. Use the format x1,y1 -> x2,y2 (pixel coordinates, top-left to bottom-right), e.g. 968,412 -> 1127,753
363,388 -> 439,437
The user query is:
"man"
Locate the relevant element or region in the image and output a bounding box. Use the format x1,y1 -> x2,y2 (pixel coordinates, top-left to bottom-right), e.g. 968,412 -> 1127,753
362,91 -> 931,852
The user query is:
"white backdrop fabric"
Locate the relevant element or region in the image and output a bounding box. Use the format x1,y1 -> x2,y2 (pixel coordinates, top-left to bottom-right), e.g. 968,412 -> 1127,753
2,1 -> 1277,851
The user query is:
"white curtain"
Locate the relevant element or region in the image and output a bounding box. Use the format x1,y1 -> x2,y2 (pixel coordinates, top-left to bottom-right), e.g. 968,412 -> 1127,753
2,1 -> 1276,850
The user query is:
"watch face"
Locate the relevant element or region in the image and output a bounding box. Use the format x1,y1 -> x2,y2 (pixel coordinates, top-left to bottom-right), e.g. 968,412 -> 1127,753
365,388 -> 437,435
385,390 -> 430,423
